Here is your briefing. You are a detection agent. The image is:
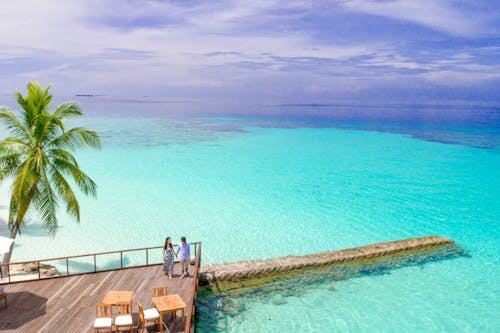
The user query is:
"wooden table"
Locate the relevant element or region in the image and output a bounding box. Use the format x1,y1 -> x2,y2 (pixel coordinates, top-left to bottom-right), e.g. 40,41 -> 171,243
102,290 -> 134,314
152,294 -> 186,330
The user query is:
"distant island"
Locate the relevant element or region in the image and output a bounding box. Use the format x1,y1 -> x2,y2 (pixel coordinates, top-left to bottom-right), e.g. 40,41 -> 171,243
75,94 -> 106,97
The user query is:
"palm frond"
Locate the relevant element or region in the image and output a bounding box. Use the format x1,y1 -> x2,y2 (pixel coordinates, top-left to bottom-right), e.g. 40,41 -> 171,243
9,159 -> 39,229
15,90 -> 29,113
34,112 -> 63,145
8,198 -> 18,228
47,148 -> 78,165
16,82 -> 52,131
50,127 -> 101,150
0,108 -> 32,143
49,165 -> 80,221
51,156 -> 97,197
0,137 -> 31,151
54,102 -> 83,120
33,174 -> 58,236
0,152 -> 22,181
27,82 -> 52,114
11,154 -> 39,202
16,90 -> 35,130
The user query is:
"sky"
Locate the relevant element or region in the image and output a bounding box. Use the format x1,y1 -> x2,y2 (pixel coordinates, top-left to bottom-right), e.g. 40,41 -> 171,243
0,0 -> 499,104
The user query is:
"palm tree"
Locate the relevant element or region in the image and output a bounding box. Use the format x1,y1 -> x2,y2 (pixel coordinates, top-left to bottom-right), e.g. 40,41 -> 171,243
0,82 -> 100,266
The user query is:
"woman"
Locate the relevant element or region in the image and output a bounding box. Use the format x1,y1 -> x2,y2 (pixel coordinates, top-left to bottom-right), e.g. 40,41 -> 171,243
163,237 -> 176,278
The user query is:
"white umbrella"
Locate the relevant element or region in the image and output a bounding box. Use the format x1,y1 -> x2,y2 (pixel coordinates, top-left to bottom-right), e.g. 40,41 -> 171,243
0,236 -> 14,255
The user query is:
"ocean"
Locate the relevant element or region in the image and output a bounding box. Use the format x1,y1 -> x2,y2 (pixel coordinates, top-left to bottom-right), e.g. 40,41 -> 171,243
0,98 -> 498,331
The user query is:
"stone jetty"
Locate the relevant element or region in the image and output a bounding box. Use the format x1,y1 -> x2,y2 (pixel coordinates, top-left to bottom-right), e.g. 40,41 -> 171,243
199,236 -> 457,291
9,262 -> 60,278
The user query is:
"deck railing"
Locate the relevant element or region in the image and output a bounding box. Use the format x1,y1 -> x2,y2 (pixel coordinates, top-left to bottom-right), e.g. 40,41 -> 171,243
0,241 -> 201,285
185,241 -> 201,333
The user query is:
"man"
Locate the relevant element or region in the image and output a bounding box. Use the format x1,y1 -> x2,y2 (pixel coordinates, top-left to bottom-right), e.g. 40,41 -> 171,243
176,236 -> 191,278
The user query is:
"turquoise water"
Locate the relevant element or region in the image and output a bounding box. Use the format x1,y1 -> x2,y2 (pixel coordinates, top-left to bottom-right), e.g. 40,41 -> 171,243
0,102 -> 499,331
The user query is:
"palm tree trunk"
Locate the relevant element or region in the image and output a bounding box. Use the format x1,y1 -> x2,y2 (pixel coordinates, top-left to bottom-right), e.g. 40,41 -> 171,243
1,180 -> 38,276
1,223 -> 19,277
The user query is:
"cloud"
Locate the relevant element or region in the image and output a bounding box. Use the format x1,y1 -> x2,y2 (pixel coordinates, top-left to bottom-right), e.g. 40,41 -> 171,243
0,1 -> 498,102
342,0 -> 497,38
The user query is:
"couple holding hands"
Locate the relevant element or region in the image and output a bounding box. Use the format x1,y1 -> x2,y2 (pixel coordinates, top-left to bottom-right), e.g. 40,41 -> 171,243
162,236 -> 190,278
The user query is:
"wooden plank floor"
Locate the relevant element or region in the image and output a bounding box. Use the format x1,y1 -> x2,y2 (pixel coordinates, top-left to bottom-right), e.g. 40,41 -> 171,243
0,262 -> 198,333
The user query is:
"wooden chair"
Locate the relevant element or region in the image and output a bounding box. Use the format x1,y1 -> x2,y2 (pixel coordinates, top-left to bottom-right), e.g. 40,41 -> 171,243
153,286 -> 168,297
115,301 -> 132,316
114,303 -> 134,333
93,304 -> 113,333
137,300 -> 161,333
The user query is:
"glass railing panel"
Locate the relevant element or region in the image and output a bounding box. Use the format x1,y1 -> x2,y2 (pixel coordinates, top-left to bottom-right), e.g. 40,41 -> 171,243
121,249 -> 146,268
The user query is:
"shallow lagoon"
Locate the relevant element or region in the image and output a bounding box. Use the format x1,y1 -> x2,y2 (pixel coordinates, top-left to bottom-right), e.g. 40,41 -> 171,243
1,101 -> 499,331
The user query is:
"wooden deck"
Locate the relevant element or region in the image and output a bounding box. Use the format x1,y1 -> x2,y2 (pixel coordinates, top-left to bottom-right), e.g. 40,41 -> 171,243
0,261 -> 200,332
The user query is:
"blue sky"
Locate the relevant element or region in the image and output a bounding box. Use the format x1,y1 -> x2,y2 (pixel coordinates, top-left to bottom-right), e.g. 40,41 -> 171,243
0,0 -> 499,104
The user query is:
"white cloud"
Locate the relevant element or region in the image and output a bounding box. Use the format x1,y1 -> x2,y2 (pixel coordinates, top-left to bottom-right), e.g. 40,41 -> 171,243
420,69 -> 500,85
343,0 -> 484,37
0,1 -> 375,92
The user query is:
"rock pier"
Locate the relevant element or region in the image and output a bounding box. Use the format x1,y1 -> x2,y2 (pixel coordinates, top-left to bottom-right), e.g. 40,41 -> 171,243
199,236 -> 459,291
